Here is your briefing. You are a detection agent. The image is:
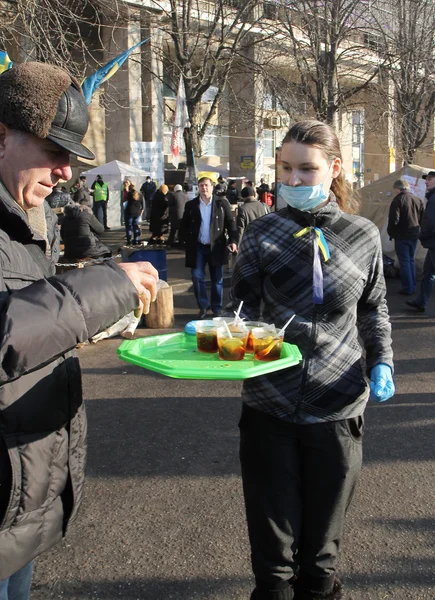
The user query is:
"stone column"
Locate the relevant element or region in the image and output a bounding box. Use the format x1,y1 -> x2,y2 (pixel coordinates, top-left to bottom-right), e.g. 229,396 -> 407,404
104,12 -> 143,164
228,38 -> 264,184
141,14 -> 164,145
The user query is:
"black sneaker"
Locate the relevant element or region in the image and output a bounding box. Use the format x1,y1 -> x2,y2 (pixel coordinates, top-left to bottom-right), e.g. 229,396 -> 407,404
406,300 -> 425,313
198,309 -> 208,319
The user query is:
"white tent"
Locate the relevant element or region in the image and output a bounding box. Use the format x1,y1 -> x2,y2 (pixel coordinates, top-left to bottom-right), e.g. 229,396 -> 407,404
81,160 -> 149,228
358,164 -> 430,273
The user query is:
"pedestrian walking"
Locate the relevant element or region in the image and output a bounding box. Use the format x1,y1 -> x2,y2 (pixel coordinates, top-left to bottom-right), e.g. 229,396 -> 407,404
91,174 -> 110,230
180,176 -> 237,318
149,184 -> 169,245
387,178 -> 424,296
236,185 -> 269,245
124,189 -> 144,245
0,61 -> 158,598
228,120 -> 395,600
406,170 -> 435,313
167,183 -> 189,247
140,175 -> 157,222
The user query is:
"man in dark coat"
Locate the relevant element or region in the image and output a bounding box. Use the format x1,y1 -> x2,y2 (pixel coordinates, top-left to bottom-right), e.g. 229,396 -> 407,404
226,179 -> 240,205
236,186 -> 270,246
180,176 -> 237,318
387,178 -> 424,296
0,61 -> 158,597
167,183 -> 189,247
407,170 -> 435,312
140,175 -> 157,222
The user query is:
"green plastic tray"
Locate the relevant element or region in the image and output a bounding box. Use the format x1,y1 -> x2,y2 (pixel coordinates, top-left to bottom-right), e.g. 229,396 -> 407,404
117,332 -> 302,380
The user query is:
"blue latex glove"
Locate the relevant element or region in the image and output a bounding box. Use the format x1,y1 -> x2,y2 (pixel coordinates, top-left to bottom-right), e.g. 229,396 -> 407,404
370,364 -> 395,402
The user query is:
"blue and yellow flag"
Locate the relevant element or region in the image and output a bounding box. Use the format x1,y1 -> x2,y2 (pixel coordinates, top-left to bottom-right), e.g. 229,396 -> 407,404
81,38 -> 149,104
0,51 -> 13,75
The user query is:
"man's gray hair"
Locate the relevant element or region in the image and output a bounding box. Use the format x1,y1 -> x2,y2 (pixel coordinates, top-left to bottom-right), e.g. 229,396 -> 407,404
393,178 -> 410,191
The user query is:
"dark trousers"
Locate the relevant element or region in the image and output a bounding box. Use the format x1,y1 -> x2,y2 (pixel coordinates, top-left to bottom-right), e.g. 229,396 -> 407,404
394,239 -> 418,294
191,243 -> 224,312
0,562 -> 33,600
93,200 -> 108,228
416,247 -> 435,308
239,405 -> 363,596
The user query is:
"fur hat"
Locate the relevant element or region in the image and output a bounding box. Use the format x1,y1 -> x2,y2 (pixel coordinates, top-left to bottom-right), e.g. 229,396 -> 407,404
0,62 -> 94,159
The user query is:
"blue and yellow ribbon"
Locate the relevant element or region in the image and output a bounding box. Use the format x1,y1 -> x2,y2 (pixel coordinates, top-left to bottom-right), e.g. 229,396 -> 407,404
294,227 -> 330,304
0,51 -> 13,75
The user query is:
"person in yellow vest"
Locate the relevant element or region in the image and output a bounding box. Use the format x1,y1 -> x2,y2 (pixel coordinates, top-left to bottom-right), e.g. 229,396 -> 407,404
91,173 -> 110,230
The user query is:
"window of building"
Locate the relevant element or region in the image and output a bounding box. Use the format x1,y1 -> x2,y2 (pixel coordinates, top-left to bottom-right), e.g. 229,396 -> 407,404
202,125 -> 229,156
162,63 -> 176,99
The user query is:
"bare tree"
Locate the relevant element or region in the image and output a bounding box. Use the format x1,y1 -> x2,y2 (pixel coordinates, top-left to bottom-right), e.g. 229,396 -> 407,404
374,0 -> 435,164
264,0 -> 385,124
0,0 -> 123,79
146,0 -> 267,172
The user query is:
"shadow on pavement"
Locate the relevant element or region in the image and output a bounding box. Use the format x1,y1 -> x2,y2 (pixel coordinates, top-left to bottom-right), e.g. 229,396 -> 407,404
85,396 -> 242,478
33,575 -> 252,600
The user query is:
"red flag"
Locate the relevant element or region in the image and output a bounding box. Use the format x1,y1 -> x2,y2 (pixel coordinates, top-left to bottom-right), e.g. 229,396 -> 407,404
171,74 -> 190,169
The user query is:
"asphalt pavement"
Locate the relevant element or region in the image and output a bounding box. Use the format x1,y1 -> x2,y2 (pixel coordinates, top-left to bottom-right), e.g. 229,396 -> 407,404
31,238 -> 435,600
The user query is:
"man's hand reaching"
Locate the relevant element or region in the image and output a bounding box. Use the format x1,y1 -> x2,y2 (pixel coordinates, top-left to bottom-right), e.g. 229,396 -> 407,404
118,261 -> 159,315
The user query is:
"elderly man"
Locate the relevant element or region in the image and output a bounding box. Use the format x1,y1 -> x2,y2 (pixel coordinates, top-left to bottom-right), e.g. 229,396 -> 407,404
180,176 -> 237,318
407,170 -> 435,312
0,62 -> 158,598
387,178 -> 424,296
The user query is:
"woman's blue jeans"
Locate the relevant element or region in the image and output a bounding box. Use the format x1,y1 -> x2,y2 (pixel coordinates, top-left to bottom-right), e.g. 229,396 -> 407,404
125,215 -> 141,243
0,562 -> 33,600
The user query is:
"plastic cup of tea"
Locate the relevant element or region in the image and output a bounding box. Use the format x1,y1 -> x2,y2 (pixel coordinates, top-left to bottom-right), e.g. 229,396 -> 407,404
243,321 -> 269,353
216,325 -> 248,361
252,326 -> 284,361
195,320 -> 218,354
212,316 -> 241,332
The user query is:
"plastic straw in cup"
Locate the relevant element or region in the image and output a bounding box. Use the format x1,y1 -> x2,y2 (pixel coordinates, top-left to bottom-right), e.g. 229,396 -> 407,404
222,320 -> 233,339
278,314 -> 296,337
233,300 -> 244,324
256,315 -> 296,360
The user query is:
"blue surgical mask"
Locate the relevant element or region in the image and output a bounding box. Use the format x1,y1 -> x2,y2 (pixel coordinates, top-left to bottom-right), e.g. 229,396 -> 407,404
279,168 -> 332,212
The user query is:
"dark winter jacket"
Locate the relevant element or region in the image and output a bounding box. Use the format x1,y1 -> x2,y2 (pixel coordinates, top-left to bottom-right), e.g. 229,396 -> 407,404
180,195 -> 237,268
168,190 -> 189,226
46,188 -> 72,209
229,197 -> 393,424
149,190 -> 169,236
73,186 -> 92,207
387,190 -> 424,241
140,180 -> 157,203
124,193 -> 144,218
226,186 -> 239,205
236,198 -> 269,245
419,188 -> 435,248
0,181 -> 138,579
61,204 -> 111,259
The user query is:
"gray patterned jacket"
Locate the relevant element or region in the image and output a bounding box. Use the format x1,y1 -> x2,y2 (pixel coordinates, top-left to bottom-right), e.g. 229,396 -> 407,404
230,197 -> 393,424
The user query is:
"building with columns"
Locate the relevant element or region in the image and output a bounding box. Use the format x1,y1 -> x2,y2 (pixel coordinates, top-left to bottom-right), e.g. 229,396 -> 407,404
62,1 -> 434,195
